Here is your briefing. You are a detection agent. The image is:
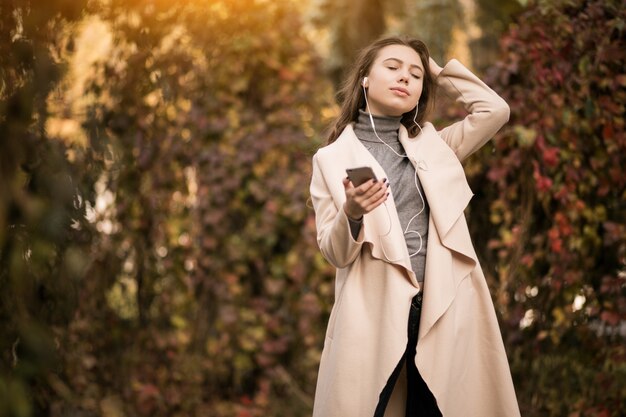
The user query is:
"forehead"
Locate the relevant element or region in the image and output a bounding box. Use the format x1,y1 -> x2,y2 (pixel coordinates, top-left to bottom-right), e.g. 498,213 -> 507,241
375,44 -> 423,69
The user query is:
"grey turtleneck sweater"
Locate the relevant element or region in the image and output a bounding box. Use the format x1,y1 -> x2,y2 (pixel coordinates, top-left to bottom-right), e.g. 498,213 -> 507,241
350,109 -> 430,284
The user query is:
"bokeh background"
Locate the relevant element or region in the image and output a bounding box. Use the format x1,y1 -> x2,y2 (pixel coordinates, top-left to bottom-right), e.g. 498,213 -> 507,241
1,0 -> 624,416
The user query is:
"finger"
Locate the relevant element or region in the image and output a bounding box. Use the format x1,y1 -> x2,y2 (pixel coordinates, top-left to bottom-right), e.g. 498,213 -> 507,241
353,179 -> 374,196
361,183 -> 388,205
366,186 -> 389,207
343,177 -> 353,190
357,179 -> 385,198
364,192 -> 389,212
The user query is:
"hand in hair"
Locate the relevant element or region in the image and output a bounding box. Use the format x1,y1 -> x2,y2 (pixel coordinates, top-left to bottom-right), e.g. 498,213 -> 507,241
429,57 -> 443,78
342,178 -> 389,220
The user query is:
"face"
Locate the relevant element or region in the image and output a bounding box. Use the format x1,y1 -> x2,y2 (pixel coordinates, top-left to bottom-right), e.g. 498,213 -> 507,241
363,44 -> 425,117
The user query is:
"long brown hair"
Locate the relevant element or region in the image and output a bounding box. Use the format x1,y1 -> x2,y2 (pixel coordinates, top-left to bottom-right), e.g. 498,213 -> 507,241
326,36 -> 436,145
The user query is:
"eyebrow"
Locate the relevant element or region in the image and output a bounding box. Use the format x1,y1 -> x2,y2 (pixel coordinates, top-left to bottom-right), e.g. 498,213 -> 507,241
383,57 -> 424,73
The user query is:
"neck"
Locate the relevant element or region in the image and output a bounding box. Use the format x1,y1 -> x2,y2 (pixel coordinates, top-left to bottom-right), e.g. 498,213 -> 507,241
353,109 -> 402,143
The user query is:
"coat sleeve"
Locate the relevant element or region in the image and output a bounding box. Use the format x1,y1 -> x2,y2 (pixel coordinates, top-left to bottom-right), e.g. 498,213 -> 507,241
310,153 -> 364,268
435,59 -> 510,162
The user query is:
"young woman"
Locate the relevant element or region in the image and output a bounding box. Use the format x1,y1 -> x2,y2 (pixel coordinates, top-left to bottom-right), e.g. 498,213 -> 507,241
309,36 -> 521,417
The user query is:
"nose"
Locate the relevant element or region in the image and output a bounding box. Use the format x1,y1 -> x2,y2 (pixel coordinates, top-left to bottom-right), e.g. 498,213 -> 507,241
397,68 -> 410,84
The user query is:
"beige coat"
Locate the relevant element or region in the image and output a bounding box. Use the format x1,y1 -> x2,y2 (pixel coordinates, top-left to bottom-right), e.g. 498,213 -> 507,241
309,59 -> 520,417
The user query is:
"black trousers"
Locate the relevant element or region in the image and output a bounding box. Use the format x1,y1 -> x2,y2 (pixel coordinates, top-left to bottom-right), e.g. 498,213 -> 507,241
373,292 -> 442,417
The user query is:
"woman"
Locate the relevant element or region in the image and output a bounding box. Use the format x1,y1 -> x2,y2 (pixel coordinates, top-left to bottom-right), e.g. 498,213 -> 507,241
309,36 -> 520,417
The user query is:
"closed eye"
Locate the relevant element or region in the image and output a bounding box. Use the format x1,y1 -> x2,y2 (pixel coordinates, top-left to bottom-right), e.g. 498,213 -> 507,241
388,66 -> 421,79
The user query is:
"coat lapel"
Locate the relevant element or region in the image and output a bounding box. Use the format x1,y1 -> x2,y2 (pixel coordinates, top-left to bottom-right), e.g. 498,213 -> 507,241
335,124 -> 417,286
399,123 -> 478,339
399,123 -> 474,240
329,121 -> 480,303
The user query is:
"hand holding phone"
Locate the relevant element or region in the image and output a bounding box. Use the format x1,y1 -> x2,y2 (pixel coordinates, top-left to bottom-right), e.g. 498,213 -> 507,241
343,166 -> 388,219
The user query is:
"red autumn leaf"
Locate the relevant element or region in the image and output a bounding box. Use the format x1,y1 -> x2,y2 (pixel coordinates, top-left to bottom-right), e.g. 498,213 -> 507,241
542,146 -> 559,167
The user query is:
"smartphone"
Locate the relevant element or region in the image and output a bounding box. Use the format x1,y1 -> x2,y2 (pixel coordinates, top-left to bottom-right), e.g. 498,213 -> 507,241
346,166 -> 377,187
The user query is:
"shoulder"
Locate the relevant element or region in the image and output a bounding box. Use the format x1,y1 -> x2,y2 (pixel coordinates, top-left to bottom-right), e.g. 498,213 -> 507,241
313,123 -> 355,162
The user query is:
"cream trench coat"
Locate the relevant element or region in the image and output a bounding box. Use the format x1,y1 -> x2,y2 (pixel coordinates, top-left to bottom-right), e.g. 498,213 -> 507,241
309,59 -> 521,417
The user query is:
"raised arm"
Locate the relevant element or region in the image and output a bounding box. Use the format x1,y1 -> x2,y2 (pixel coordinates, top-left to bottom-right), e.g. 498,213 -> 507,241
431,58 -> 510,161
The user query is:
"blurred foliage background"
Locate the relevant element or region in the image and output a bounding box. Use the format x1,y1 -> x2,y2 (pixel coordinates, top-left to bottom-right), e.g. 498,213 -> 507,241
0,0 -> 624,416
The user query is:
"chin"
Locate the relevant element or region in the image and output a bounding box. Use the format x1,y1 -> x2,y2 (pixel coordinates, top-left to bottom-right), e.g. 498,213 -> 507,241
384,103 -> 413,117
386,108 -> 409,117
371,101 -> 412,117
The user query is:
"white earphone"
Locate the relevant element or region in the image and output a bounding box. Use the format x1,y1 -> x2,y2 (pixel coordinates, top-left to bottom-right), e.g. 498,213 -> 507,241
361,78 -> 426,261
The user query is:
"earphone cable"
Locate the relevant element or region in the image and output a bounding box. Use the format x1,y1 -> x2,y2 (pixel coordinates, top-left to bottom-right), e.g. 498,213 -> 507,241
362,84 -> 426,259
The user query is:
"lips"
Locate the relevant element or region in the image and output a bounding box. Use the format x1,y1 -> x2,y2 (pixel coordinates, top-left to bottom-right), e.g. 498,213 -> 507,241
390,87 -> 410,97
